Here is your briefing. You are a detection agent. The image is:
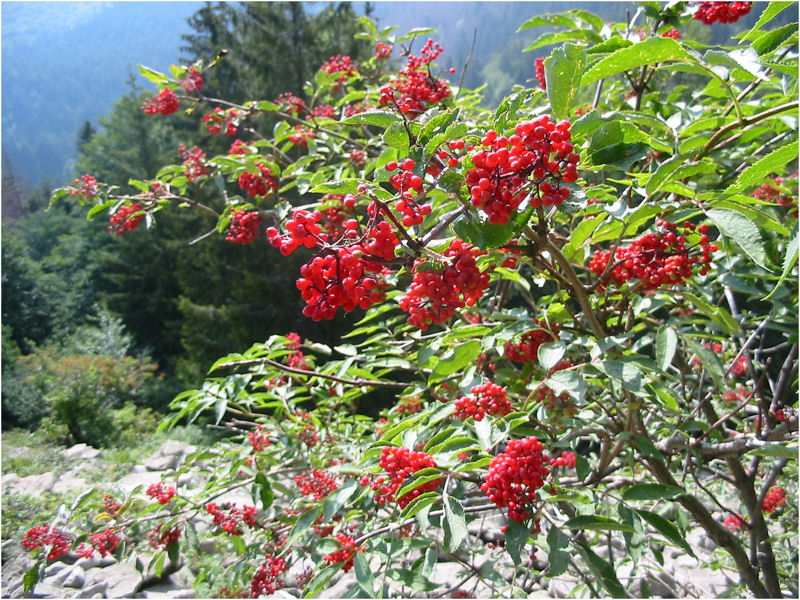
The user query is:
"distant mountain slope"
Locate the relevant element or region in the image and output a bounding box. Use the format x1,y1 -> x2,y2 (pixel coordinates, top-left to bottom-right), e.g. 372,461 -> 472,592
2,1 -> 203,187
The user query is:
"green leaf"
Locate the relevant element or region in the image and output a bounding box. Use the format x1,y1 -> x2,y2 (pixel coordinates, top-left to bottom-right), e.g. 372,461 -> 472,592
538,341 -> 566,372
706,208 -> 770,271
354,551 -> 376,596
302,565 -> 340,598
255,472 -> 274,509
545,43 -> 586,121
517,14 -> 577,31
655,327 -> 678,372
394,469 -> 442,503
545,370 -> 586,402
575,543 -> 628,598
546,526 -> 570,577
634,509 -> 696,558
622,484 -> 684,502
150,551 -> 166,578
581,37 -> 692,86
256,100 -> 280,112
750,443 -> 798,459
396,27 -> 438,43
138,64 -> 169,86
600,360 -> 642,392
740,1 -> 795,42
646,155 -> 684,196
429,340 -> 482,384
383,121 -> 410,151
681,291 -> 741,335
724,142 -> 797,197
311,179 -> 360,195
764,226 -> 798,300
340,110 -> 401,128
442,495 -> 467,552
399,491 -> 440,520
452,219 -> 519,250
286,505 -> 323,548
22,563 -> 42,593
564,515 -> 636,532
504,518 -> 530,566
752,23 -> 798,55
525,29 -> 602,51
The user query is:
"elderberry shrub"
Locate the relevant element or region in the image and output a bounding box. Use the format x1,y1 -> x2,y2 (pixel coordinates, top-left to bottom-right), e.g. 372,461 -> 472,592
42,9 -> 798,600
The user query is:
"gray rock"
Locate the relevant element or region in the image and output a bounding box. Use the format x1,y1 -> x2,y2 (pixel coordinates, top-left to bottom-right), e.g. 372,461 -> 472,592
74,555 -> 117,570
73,582 -> 109,598
132,465 -> 148,473
2,472 -> 21,489
33,581 -> 71,598
64,443 -> 101,460
63,566 -> 86,588
9,471 -> 56,495
45,564 -> 75,586
116,471 -> 163,494
98,563 -> 143,598
44,562 -> 68,577
145,454 -> 179,472
53,473 -> 89,494
138,581 -> 197,598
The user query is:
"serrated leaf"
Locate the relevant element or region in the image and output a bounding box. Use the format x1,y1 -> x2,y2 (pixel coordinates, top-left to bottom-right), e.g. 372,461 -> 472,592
310,179 -> 360,195
443,495 -> 467,552
396,27 -> 438,43
545,43 -> 586,120
564,515 -> 636,532
353,551 -> 376,596
724,142 -> 797,197
429,340 -> 482,384
764,226 -> 798,300
581,37 -> 692,86
340,110 -> 401,128
286,505 -> 323,548
545,370 -> 586,402
740,1 -> 795,43
138,64 -> 169,86
383,121 -> 410,150
399,491 -> 440,520
752,23 -> 798,55
622,483 -> 684,502
517,13 -> 577,31
546,526 -> 570,577
504,518 -> 530,566
656,327 -> 678,372
634,509 -> 696,558
538,341 -> 566,372
575,543 -> 628,598
706,208 -> 770,271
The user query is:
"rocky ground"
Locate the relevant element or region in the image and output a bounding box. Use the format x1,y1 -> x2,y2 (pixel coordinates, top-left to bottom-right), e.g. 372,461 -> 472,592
2,441 -> 741,598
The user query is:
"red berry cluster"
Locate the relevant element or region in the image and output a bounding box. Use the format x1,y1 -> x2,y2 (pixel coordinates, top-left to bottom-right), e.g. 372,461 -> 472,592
323,534 -> 363,572
505,319 -> 560,363
373,446 -> 441,508
481,436 -> 550,523
103,494 -> 121,516
396,395 -> 423,414
22,523 -> 72,561
349,149 -> 366,167
549,451 -> 576,469
267,209 -> 328,255
238,163 -> 278,198
289,125 -> 315,147
71,174 -> 99,198
248,424 -> 271,452
142,88 -> 180,115
399,239 -> 490,330
250,554 -> 288,597
320,55 -> 357,82
384,158 -> 431,226
454,382 -> 513,421
466,116 -> 579,224
287,349 -> 308,370
378,39 -> 450,118
109,203 -> 144,236
146,482 -> 176,505
374,42 -> 393,60
763,487 -> 787,513
229,139 -> 253,155
148,524 -> 181,551
295,247 -> 389,321
661,28 -> 682,38
693,1 -> 752,24
178,144 -> 210,182
344,102 -> 373,118
286,332 -> 302,349
722,384 -> 751,403
754,175 -> 797,210
294,468 -> 339,500
318,194 -> 357,237
534,57 -> 546,90
180,66 -> 204,93
203,107 -> 240,136
296,412 -> 320,447
75,529 -> 120,559
730,354 -> 748,376
589,221 -> 716,289
205,502 -> 258,535
532,384 -> 576,413
226,210 -> 261,244
724,513 -> 747,531
276,92 -> 306,115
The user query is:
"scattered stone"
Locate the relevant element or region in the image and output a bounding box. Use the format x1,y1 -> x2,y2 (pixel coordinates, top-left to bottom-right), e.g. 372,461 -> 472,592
43,562 -> 68,577
63,566 -> 86,588
137,581 -> 197,598
145,453 -> 179,472
97,563 -> 143,598
8,472 -> 56,496
116,471 -> 163,494
2,473 -> 21,488
53,471 -> 89,494
72,582 -> 109,598
63,444 -> 101,461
